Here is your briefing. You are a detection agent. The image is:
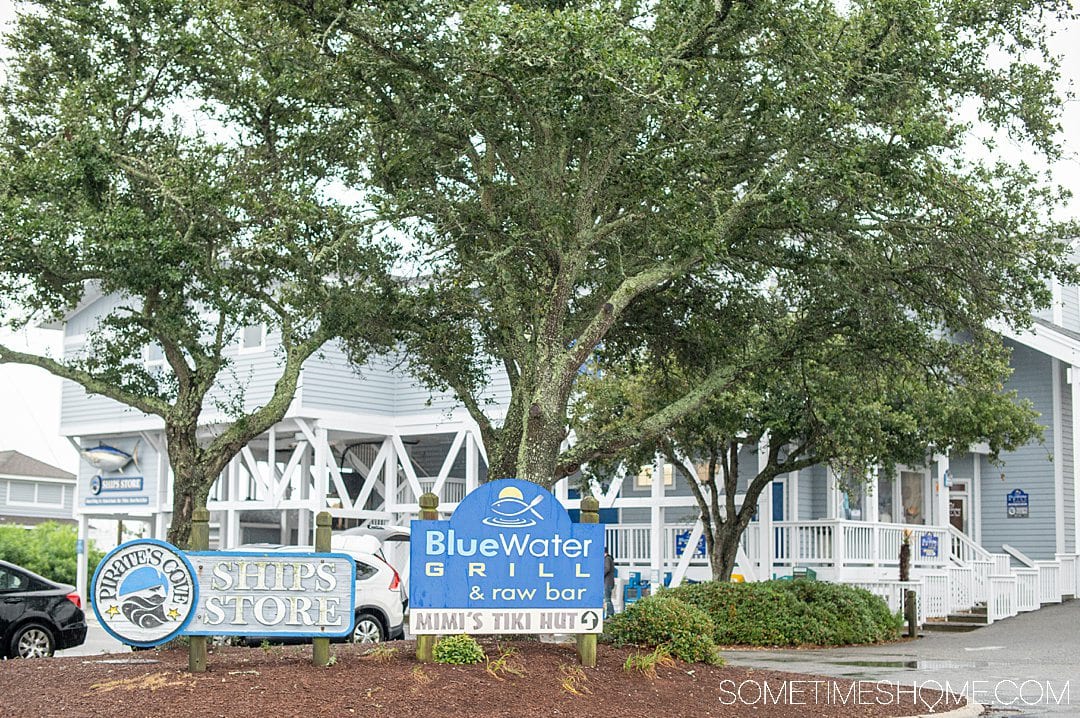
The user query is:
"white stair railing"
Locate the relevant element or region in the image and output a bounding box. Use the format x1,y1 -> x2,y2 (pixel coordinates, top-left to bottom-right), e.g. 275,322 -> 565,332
1055,554 -> 1078,598
987,574 -> 1017,623
1034,561 -> 1062,604
1014,568 -> 1040,612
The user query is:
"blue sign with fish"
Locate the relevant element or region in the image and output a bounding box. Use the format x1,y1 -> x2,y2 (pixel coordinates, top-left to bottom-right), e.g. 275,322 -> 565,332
410,479 -> 604,616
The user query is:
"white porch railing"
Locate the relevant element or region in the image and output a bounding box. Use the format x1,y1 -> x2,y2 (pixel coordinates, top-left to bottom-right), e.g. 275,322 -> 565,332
920,571 -> 950,618
947,565 -> 975,614
1014,568 -> 1040,612
988,574 -> 1017,623
770,520 -> 949,569
845,579 -> 927,625
992,553 -> 1012,575
1054,554 -> 1078,598
1035,561 -> 1062,604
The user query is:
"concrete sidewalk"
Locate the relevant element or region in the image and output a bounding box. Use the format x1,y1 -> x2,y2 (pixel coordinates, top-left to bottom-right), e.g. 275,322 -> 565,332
724,599 -> 1080,715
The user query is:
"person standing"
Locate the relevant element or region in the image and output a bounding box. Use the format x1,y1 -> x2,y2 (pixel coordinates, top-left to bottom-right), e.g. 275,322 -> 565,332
604,547 -> 615,617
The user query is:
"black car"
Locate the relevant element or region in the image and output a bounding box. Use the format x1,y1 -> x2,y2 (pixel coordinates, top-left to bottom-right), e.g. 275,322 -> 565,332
0,559 -> 87,658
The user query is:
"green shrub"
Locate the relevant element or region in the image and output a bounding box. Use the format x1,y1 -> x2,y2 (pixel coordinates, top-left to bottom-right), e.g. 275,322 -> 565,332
0,522 -> 104,586
668,580 -> 901,647
603,593 -> 721,664
433,634 -> 486,665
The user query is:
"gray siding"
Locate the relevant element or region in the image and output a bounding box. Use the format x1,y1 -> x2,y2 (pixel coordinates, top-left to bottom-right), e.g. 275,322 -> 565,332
979,340 -> 1058,559
800,464 -> 828,520
1061,285 -> 1080,334
302,343 -> 398,415
0,478 -> 75,522
75,435 -> 164,512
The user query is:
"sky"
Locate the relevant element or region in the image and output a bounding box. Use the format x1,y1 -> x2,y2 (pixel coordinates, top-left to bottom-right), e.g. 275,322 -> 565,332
0,2 -> 1077,475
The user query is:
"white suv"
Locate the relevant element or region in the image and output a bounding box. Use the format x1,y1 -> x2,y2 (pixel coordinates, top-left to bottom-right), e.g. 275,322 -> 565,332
239,542 -> 405,644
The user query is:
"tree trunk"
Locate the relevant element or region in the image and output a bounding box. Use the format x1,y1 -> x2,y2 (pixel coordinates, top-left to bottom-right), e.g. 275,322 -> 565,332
164,425 -> 213,549
708,519 -> 749,582
516,379 -> 570,489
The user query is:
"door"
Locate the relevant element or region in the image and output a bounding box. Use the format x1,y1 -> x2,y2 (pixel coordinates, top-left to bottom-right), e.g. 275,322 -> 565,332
949,496 -> 967,533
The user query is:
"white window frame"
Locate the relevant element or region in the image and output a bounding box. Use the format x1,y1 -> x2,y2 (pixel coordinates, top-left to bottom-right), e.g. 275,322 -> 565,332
238,324 -> 267,354
144,343 -> 167,370
5,479 -> 66,508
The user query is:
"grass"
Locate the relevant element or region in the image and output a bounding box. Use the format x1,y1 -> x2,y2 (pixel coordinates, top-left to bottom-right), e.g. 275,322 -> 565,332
558,663 -> 590,696
623,645 -> 676,679
485,644 -> 526,680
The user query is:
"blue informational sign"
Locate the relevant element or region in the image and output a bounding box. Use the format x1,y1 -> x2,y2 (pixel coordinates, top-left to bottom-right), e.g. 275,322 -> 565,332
674,530 -> 706,558
75,539 -> 85,555
410,479 -> 604,634
920,534 -> 939,558
1007,489 -> 1029,518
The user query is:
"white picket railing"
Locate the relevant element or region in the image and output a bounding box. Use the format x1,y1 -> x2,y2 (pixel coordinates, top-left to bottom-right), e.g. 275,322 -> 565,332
845,579 -> 926,625
1014,568 -> 1040,612
920,571 -> 951,618
992,553 -> 1012,575
1055,554 -> 1078,598
605,524 -> 653,564
947,565 -> 976,613
1035,561 -> 1062,605
988,574 -> 1017,623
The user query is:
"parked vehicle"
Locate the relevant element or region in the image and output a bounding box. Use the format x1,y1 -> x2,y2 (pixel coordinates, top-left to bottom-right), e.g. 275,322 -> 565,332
237,542 -> 405,645
334,525 -> 412,600
0,559 -> 87,658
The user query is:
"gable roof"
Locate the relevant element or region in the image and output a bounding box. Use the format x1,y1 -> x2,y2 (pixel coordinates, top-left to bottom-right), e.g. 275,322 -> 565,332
0,451 -> 75,481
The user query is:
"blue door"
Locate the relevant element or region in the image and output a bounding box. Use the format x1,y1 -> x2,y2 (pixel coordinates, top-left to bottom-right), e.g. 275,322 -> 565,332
773,481 -> 785,569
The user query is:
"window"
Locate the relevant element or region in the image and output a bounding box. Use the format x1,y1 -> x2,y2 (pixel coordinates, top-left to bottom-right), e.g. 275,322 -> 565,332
900,470 -> 925,525
239,324 -> 265,353
6,480 -> 65,507
354,561 -> 378,581
0,567 -> 28,592
635,463 -> 674,489
144,343 -> 166,368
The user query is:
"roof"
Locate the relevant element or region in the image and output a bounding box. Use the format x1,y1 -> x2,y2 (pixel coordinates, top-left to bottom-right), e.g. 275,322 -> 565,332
0,451 -> 75,481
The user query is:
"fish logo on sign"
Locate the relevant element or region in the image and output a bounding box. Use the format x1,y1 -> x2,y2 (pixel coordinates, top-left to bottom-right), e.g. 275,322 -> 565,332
483,485 -> 543,528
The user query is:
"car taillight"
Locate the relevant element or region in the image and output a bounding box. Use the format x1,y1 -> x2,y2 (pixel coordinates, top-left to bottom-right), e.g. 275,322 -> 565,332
376,555 -> 401,591
65,592 -> 82,610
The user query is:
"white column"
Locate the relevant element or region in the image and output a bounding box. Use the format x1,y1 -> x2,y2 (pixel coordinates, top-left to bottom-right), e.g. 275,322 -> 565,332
226,456 -> 242,548
384,436 -> 400,519
314,426 -> 330,541
1052,358 -> 1066,553
826,467 -> 841,519
298,440 -> 311,545
1073,364 -> 1080,553
867,468 -> 880,569
465,431 -> 479,495
649,454 -> 664,587
757,436 -> 773,580
972,454 -> 982,544
788,469 -> 799,522
934,454 -> 950,529
76,514 -> 89,602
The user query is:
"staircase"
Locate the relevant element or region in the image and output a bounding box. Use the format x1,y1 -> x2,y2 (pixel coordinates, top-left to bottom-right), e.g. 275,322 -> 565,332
923,602 -> 989,633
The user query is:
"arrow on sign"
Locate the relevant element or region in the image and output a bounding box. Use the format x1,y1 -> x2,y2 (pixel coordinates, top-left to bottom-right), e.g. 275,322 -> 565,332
581,611 -> 599,630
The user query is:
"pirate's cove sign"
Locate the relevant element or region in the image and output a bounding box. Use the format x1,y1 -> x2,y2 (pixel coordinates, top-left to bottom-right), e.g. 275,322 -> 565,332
92,539 -> 197,647
92,540 -> 355,647
410,478 -> 604,635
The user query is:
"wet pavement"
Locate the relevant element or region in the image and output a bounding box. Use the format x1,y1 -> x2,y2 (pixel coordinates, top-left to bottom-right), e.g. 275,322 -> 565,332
724,599 -> 1080,715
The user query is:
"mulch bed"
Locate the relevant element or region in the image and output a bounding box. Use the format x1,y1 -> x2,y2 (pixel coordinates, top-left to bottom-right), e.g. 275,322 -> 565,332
0,639 -> 965,717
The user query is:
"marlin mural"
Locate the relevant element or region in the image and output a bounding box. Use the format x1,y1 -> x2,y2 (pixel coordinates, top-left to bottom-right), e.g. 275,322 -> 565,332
80,442 -> 139,473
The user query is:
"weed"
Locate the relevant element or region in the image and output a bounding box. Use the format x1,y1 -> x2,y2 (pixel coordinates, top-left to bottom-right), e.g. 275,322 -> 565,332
624,645 -> 676,679
364,644 -> 398,663
558,663 -> 589,696
485,644 -> 525,680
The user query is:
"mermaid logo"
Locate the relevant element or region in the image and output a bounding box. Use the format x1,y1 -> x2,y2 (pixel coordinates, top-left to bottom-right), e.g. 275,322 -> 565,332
91,539 -> 197,648
482,485 -> 544,528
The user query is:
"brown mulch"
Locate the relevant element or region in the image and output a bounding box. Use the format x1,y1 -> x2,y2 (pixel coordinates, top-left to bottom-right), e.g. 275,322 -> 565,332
0,640 -> 966,718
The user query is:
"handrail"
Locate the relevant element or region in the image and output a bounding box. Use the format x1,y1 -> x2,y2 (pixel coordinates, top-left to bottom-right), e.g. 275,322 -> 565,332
1002,543 -> 1037,568
948,525 -> 994,563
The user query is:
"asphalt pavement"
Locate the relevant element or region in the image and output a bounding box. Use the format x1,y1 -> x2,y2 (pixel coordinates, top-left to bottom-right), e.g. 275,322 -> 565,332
724,599 -> 1080,715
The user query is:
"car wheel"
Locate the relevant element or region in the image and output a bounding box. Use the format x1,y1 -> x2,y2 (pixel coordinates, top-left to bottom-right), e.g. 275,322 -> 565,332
12,623 -> 55,659
352,613 -> 385,644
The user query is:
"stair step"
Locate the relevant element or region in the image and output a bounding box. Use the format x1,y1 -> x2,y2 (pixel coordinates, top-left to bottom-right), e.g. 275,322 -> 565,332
947,613 -> 989,624
922,621 -> 985,632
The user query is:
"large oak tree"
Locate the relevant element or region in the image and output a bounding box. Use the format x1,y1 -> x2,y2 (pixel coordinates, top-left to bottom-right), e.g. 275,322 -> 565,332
281,0 -> 1076,489
0,0 -> 393,546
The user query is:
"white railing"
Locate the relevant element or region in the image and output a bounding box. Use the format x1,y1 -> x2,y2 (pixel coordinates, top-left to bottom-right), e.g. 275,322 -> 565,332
992,553 -> 1012,575
988,575 -> 1017,623
1014,568 -> 1040,612
769,520 -> 949,569
969,559 -> 992,604
947,565 -> 976,613
920,571 -> 951,618
1035,561 -> 1062,605
1055,554 -> 1078,598
605,525 -> 653,564
845,579 -> 926,625
395,476 -> 467,505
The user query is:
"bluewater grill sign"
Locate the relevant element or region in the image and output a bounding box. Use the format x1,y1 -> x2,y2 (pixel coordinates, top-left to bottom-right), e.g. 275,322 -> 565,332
92,540 -> 355,647
410,478 -> 604,635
